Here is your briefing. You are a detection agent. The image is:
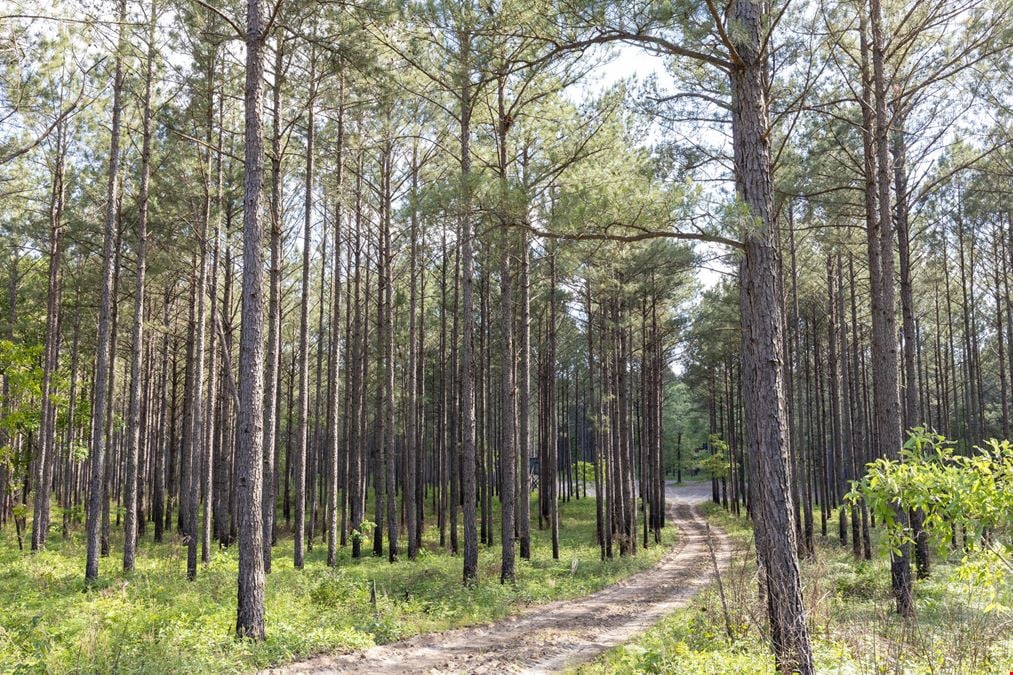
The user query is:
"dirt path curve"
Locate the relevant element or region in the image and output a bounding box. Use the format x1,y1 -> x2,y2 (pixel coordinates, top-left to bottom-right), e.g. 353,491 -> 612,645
271,482 -> 731,674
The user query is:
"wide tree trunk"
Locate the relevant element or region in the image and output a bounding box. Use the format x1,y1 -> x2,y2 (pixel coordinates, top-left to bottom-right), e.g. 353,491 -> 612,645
235,0 -> 267,640
349,164 -> 365,559
893,110 -> 930,579
728,0 -> 813,669
547,247 -> 560,559
188,132 -> 212,582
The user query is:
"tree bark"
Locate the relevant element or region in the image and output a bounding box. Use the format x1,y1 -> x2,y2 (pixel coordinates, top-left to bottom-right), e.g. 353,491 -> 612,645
406,141 -> 419,561
262,31 -> 285,574
518,230 -> 531,560
728,0 -> 813,668
459,27 -> 478,584
869,0 -> 915,618
86,0 -> 127,583
293,66 -> 315,571
123,0 -> 157,571
381,134 -> 399,563
235,0 -> 267,639
499,230 -> 516,582
326,71 -> 344,567
31,115 -> 66,553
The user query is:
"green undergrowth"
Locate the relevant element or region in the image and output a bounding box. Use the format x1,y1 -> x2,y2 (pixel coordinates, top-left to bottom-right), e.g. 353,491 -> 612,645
581,502 -> 1012,674
0,494 -> 673,673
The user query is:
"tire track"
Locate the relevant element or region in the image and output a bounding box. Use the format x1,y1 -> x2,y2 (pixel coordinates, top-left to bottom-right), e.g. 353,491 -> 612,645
270,483 -> 731,674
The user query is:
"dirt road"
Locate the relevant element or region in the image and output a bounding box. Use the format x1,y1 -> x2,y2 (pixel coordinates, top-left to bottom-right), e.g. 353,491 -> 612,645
271,482 -> 730,674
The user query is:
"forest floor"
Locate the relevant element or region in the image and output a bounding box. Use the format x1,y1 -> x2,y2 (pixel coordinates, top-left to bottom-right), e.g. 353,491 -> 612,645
0,492 -> 673,672
580,500 -> 1013,674
272,482 -> 730,674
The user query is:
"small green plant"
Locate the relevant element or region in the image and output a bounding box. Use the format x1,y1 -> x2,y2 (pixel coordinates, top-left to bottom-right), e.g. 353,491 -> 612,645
350,519 -> 377,545
69,441 -> 89,462
574,461 -> 596,490
695,434 -> 734,478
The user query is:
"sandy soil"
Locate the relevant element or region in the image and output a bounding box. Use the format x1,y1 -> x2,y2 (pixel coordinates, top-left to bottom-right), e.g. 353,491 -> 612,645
268,481 -> 731,674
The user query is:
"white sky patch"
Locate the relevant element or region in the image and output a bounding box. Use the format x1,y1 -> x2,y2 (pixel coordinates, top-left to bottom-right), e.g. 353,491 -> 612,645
563,44 -> 670,103
565,44 -> 729,292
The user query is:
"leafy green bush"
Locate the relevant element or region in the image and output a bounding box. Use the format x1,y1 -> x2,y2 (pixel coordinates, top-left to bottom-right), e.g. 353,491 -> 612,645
848,427 -> 1012,588
574,460 -> 596,489
695,435 -> 734,479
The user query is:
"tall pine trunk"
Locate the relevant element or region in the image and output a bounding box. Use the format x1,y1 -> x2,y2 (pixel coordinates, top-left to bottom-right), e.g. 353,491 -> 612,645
123,0 -> 157,571
869,0 -> 915,618
235,0 -> 267,639
31,117 -> 66,552
325,73 -> 344,567
293,70 -> 315,571
459,28 -> 478,583
86,0 -> 127,583
729,0 -> 813,668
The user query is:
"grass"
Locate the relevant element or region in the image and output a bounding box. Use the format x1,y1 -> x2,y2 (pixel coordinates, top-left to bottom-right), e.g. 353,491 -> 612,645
580,502 -> 1013,674
0,494 -> 673,673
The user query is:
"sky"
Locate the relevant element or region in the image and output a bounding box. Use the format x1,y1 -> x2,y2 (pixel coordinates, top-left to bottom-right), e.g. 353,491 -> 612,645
572,44 -> 671,98
568,44 -> 730,291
